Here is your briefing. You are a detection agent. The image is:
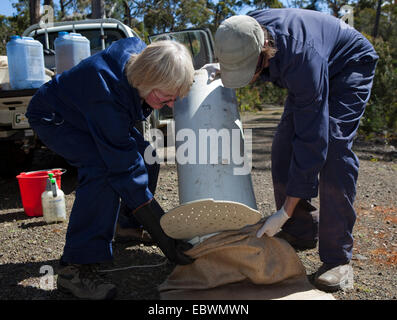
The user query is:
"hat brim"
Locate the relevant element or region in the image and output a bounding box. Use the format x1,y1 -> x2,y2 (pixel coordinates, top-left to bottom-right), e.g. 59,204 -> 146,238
219,52 -> 259,89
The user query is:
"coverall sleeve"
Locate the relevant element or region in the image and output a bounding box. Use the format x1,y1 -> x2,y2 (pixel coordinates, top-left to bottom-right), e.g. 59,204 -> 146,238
85,99 -> 153,211
282,45 -> 329,199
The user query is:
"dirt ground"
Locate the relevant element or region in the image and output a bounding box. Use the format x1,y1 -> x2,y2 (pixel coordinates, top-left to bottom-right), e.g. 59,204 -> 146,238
0,107 -> 396,300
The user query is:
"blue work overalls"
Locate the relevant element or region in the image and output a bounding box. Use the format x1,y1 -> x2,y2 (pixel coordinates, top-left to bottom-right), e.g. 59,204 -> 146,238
250,9 -> 378,265
26,38 -> 159,264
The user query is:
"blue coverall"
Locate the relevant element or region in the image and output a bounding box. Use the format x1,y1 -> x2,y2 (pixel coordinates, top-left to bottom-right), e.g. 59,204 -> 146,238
26,37 -> 159,264
250,9 -> 378,265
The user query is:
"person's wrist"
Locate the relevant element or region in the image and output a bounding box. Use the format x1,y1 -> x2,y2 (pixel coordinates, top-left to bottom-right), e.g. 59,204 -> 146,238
279,206 -> 290,223
283,196 -> 301,217
132,199 -> 153,215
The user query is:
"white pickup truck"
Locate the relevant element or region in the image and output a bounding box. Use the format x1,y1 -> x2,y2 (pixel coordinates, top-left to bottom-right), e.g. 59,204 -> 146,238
0,18 -> 215,176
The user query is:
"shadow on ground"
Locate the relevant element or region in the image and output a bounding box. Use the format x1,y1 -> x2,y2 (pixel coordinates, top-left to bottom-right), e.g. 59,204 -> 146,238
0,240 -> 174,300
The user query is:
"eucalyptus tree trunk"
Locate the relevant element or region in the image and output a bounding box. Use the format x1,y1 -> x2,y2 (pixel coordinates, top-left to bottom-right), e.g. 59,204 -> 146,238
92,0 -> 105,19
373,0 -> 382,38
29,0 -> 40,25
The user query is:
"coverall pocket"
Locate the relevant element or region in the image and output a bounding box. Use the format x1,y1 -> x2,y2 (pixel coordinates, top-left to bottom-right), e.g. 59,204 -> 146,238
39,112 -> 65,126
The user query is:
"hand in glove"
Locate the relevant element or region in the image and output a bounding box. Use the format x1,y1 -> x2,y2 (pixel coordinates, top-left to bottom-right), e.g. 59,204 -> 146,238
201,63 -> 220,81
256,206 -> 290,238
133,198 -> 194,265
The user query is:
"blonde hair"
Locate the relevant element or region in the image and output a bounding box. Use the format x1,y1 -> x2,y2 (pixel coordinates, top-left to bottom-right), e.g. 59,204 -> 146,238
125,40 -> 195,99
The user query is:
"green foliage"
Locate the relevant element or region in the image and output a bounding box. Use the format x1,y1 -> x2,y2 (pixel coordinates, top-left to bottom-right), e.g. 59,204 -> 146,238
0,0 -> 30,55
207,0 -> 250,32
236,82 -> 287,111
236,85 -> 262,111
0,15 -> 9,55
177,0 -> 213,30
253,0 -> 283,10
359,36 -> 397,137
132,22 -> 149,43
258,82 -> 287,106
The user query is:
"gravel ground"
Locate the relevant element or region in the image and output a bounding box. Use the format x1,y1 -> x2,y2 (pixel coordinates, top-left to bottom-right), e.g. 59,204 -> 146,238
0,108 -> 396,300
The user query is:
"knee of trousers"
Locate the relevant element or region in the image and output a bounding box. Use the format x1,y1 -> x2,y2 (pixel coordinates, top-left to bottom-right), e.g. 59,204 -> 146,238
66,167 -> 120,249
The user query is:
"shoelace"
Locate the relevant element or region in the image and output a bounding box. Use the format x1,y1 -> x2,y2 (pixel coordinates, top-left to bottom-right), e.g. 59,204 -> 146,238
98,258 -> 168,273
77,264 -> 112,284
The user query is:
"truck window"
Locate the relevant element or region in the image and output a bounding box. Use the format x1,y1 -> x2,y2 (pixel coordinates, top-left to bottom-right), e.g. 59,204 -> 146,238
150,30 -> 213,69
34,28 -> 126,70
35,29 -> 126,53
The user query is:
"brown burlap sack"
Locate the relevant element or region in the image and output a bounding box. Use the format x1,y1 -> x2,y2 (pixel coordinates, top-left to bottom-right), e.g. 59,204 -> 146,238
159,223 -> 335,299
160,223 -> 306,292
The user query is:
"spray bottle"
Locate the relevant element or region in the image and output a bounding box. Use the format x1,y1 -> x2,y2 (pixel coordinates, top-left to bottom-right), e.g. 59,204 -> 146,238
41,173 -> 66,223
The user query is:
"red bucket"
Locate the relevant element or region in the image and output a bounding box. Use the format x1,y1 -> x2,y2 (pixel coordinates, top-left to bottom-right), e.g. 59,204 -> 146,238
16,168 -> 66,217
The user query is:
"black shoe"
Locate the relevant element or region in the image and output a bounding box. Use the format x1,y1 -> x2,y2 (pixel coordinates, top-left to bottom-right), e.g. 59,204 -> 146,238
57,263 -> 117,300
275,230 -> 317,251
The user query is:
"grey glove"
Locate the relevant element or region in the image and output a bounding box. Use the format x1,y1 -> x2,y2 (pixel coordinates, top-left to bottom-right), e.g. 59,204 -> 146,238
256,206 -> 290,238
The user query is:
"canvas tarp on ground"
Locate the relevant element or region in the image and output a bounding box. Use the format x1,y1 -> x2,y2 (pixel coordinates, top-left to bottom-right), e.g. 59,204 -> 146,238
159,223 -> 335,300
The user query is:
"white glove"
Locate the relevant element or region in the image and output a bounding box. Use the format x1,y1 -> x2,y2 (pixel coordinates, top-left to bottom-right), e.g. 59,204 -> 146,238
256,207 -> 290,238
201,63 -> 220,81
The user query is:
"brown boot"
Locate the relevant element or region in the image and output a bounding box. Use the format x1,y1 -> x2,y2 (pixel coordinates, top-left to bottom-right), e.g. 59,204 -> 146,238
314,263 -> 353,292
114,223 -> 153,243
57,264 -> 117,300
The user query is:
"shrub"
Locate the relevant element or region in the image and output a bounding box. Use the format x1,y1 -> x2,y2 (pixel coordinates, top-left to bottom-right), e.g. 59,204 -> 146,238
360,36 -> 397,140
236,81 -> 287,111
236,84 -> 261,111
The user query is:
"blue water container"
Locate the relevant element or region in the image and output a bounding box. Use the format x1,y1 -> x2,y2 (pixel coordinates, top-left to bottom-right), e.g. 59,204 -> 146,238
6,36 -> 46,90
54,32 -> 91,74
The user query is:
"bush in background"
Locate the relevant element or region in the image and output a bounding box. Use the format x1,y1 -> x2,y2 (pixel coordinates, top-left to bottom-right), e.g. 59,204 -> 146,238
236,81 -> 287,111
360,36 -> 397,142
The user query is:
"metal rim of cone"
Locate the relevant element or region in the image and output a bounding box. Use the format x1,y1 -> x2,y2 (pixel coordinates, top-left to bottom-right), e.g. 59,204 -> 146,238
160,199 -> 262,240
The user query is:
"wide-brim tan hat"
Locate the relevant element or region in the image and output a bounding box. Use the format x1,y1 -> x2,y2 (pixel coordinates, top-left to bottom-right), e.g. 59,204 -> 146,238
215,15 -> 264,88
160,198 -> 263,240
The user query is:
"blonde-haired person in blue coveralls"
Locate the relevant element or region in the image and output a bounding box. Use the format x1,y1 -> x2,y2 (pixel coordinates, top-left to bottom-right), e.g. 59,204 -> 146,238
26,38 -> 195,299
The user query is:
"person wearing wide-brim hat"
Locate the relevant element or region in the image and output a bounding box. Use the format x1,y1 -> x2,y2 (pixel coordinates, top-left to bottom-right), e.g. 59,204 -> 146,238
211,8 -> 378,292
26,38 -> 195,299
